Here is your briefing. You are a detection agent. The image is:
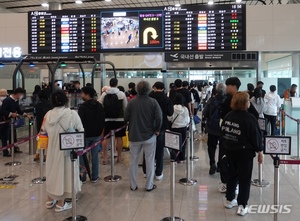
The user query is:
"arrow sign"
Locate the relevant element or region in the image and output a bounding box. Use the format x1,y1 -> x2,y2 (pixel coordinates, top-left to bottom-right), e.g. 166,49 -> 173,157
143,27 -> 158,44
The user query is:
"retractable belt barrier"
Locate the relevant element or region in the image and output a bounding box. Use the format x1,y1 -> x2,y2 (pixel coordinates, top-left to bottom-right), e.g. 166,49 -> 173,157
0,135 -> 37,152
270,155 -> 300,165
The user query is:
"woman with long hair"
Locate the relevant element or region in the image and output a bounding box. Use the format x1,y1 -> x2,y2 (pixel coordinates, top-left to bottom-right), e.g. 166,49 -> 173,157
250,87 -> 266,118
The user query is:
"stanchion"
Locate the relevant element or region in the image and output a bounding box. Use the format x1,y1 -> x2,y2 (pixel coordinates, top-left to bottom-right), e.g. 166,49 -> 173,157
291,120 -> 300,159
161,160 -> 184,221
32,149 -> 46,184
64,150 -> 87,221
179,131 -> 197,186
273,155 -> 280,221
252,162 -> 270,187
104,130 -> 122,182
29,119 -> 37,155
189,118 -> 199,161
5,119 -> 21,166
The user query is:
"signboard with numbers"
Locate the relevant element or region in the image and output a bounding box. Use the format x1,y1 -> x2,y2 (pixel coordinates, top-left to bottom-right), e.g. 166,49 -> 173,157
264,136 -> 291,155
164,4 -> 246,51
59,132 -> 85,150
28,10 -> 100,54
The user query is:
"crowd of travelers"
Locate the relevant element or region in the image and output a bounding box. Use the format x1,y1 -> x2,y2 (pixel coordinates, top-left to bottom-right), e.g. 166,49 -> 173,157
0,76 -> 292,216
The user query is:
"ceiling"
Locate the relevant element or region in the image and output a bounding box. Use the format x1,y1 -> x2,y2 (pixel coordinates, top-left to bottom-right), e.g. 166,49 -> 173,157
0,0 -> 293,13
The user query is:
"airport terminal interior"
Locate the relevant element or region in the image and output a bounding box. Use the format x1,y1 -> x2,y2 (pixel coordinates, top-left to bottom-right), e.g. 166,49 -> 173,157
0,0 -> 300,221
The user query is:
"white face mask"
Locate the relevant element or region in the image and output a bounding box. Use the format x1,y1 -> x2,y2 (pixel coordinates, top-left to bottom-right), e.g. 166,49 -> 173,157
0,96 -> 6,101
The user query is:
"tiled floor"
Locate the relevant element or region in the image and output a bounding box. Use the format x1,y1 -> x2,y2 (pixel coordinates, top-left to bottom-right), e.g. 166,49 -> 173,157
0,133 -> 300,221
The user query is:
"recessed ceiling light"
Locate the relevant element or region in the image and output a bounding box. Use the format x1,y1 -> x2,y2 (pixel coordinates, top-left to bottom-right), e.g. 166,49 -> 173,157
175,3 -> 181,7
105,0 -> 112,2
41,3 -> 49,7
208,0 -> 214,5
75,0 -> 83,4
236,0 -> 242,3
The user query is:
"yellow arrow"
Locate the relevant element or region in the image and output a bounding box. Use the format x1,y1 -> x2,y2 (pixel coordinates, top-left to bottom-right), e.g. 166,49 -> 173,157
143,27 -> 158,44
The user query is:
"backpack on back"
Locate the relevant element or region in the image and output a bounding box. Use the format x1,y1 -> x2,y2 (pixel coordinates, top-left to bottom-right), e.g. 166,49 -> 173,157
206,99 -> 223,132
103,93 -> 122,118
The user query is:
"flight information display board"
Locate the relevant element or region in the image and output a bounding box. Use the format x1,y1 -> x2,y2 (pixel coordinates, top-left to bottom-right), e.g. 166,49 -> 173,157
164,4 -> 246,51
29,10 -> 100,54
100,10 -> 164,51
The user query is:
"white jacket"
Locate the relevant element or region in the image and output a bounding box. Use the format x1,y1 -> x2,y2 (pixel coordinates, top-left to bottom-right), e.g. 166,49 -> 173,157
168,105 -> 190,128
264,92 -> 281,116
250,97 -> 267,118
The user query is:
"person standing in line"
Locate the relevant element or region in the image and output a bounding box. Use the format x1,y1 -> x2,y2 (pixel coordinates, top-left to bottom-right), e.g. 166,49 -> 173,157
256,81 -> 266,98
168,94 -> 190,163
142,82 -> 173,180
32,85 -> 41,105
290,84 -> 298,97
78,87 -> 105,183
0,89 -> 8,106
174,79 -> 192,115
246,83 -> 255,99
203,83 -> 226,175
125,82 -> 136,98
42,91 -> 84,212
125,81 -> 162,191
33,90 -> 53,162
99,78 -> 127,164
219,77 -> 258,193
221,92 -> 263,216
190,82 -> 201,116
250,87 -> 266,118
264,85 -> 281,136
0,88 -> 33,157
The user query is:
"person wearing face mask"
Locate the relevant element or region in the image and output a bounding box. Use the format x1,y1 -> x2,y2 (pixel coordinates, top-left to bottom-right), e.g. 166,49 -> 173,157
0,88 -> 33,157
78,87 -> 105,183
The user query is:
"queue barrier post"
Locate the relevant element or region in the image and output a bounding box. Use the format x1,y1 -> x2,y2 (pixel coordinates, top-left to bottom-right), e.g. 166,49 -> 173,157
64,150 -> 87,221
29,119 -> 37,155
104,130 -> 122,182
273,155 -> 280,221
291,120 -> 300,160
189,117 -> 199,162
252,161 -> 270,187
32,149 -> 46,184
179,131 -> 197,186
5,119 -> 21,167
161,160 -> 184,221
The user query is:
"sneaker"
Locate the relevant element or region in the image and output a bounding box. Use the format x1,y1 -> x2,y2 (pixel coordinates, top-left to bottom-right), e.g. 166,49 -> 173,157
45,200 -> 57,209
55,202 -> 72,212
219,183 -> 227,193
224,199 -> 238,209
237,205 -> 249,216
155,174 -> 163,181
91,177 -> 99,183
209,165 -> 217,175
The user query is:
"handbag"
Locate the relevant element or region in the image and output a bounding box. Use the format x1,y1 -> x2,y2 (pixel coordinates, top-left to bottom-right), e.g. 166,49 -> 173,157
193,115 -> 201,125
37,117 -> 48,149
14,118 -> 25,128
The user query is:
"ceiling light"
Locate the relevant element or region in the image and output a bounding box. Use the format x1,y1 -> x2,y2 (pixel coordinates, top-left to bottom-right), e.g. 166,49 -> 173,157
0,63 -> 4,68
208,0 -> 214,5
60,62 -> 67,67
175,3 -> 181,7
41,3 -> 49,7
75,0 -> 83,4
236,0 -> 242,3
105,0 -> 112,2
29,62 -> 35,67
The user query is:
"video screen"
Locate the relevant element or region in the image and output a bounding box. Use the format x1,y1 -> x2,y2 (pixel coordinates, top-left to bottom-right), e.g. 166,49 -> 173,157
101,12 -> 139,49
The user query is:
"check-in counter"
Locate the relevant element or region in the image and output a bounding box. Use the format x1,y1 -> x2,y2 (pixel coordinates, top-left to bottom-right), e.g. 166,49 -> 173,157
284,98 -> 300,135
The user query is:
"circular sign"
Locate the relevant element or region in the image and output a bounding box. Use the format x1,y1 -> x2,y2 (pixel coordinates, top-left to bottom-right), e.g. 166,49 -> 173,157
63,135 -> 75,148
266,139 -> 279,152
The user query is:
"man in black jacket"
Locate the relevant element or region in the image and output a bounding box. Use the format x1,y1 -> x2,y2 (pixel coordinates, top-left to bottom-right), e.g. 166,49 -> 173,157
143,82 -> 173,180
0,88 -> 33,157
78,87 -> 105,183
203,83 -> 226,175
218,77 -> 259,193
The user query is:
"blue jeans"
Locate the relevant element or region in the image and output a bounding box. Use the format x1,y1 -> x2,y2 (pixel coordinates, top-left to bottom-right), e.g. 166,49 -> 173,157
79,136 -> 101,181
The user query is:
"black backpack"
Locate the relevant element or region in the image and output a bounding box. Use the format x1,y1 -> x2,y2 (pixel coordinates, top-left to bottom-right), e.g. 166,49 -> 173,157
206,98 -> 223,132
103,93 -> 122,118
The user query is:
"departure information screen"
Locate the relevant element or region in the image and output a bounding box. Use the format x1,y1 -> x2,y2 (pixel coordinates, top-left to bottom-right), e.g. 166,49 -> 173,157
29,10 -> 100,54
164,4 -> 246,51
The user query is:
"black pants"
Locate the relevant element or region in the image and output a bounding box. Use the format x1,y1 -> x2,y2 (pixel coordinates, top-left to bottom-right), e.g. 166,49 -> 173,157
264,114 -> 277,136
0,123 -> 17,156
226,155 -> 254,207
207,134 -> 220,167
143,130 -> 165,176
